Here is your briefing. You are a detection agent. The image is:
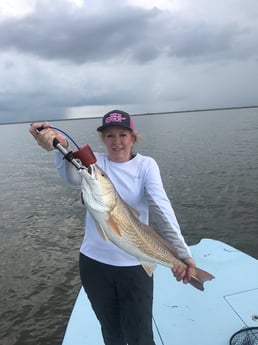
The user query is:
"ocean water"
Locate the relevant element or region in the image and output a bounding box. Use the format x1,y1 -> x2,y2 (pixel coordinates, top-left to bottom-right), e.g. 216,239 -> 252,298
0,107 -> 257,345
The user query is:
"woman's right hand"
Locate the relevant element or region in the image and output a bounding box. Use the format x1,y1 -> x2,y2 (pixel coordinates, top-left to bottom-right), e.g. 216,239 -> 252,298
29,122 -> 68,151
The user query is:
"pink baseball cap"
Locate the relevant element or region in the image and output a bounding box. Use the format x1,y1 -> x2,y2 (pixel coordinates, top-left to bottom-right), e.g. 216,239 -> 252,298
97,110 -> 134,132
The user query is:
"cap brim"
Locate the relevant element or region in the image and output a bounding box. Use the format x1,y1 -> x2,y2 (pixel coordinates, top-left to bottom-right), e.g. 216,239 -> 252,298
97,123 -> 133,132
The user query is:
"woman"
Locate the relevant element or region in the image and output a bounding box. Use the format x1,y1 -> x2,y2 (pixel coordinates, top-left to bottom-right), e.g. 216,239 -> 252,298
30,109 -> 196,345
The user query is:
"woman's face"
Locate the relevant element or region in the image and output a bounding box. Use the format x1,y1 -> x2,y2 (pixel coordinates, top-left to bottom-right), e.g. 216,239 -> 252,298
102,126 -> 136,163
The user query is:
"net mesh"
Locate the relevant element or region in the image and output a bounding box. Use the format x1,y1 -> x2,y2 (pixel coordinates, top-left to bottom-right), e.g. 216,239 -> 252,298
230,327 -> 258,345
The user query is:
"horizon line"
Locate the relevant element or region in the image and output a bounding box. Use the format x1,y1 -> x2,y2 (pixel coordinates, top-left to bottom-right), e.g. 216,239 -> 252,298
1,104 -> 257,126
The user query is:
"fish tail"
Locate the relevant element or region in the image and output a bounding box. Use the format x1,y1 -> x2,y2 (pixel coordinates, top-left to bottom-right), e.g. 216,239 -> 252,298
190,267 -> 215,291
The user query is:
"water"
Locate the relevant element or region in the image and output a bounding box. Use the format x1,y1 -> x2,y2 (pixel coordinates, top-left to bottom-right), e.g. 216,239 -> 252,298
0,107 -> 257,345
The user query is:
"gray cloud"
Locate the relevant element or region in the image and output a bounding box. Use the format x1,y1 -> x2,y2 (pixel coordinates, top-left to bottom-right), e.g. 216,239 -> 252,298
0,0 -> 257,124
0,2 -> 253,64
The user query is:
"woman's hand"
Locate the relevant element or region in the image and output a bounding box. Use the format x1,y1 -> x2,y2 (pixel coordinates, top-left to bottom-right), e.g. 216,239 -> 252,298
29,122 -> 68,151
171,258 -> 196,284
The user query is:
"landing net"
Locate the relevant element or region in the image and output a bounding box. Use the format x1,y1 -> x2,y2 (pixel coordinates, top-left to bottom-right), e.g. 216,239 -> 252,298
230,327 -> 258,345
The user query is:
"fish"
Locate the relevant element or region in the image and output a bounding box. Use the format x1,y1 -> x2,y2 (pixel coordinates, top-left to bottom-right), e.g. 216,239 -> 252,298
80,164 -> 215,291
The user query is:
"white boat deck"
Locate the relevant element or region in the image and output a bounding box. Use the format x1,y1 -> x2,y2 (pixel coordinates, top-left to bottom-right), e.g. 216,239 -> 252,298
62,239 -> 258,345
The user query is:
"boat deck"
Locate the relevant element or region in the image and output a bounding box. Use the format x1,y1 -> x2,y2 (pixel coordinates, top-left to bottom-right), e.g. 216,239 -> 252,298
62,239 -> 258,345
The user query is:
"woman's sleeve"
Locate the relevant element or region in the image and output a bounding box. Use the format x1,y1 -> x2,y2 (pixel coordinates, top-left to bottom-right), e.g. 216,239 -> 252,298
144,157 -> 192,259
54,150 -> 81,186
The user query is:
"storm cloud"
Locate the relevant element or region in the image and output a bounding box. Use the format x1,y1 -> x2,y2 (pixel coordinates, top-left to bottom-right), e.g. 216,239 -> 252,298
0,0 -> 257,123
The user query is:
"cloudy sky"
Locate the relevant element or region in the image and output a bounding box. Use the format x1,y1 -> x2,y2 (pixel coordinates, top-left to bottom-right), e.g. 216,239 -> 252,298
0,0 -> 258,123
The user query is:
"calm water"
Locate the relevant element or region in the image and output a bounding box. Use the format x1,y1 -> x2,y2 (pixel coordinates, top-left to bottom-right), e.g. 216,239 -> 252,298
0,108 -> 257,345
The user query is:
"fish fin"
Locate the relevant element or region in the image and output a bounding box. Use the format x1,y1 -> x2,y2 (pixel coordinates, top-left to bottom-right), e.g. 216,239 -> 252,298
141,262 -> 157,277
190,267 -> 215,291
107,217 -> 122,236
95,224 -> 109,240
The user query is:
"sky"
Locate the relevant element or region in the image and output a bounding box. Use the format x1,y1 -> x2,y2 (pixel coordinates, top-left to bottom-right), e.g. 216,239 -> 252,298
0,0 -> 258,123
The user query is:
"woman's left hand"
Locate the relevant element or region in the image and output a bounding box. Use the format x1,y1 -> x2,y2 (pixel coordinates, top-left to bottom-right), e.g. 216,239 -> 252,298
171,258 -> 196,284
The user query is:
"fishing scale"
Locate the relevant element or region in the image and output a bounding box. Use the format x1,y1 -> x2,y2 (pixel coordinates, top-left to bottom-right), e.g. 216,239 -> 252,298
34,124 -> 97,167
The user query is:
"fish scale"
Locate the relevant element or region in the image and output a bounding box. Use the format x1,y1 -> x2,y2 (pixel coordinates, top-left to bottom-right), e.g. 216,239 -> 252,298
112,204 -> 186,268
80,163 -> 215,291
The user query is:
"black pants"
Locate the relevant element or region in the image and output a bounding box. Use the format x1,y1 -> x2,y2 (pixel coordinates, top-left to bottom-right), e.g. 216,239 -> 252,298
79,254 -> 156,345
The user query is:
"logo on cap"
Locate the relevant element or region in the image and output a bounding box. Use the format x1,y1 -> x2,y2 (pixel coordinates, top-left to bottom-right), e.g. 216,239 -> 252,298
105,112 -> 127,124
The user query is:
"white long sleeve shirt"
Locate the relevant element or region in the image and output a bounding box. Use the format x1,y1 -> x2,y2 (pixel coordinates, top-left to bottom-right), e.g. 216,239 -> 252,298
55,151 -> 192,266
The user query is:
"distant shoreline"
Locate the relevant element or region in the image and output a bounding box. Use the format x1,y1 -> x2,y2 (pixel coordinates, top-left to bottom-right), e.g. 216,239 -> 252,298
133,105 -> 258,117
1,105 -> 257,126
